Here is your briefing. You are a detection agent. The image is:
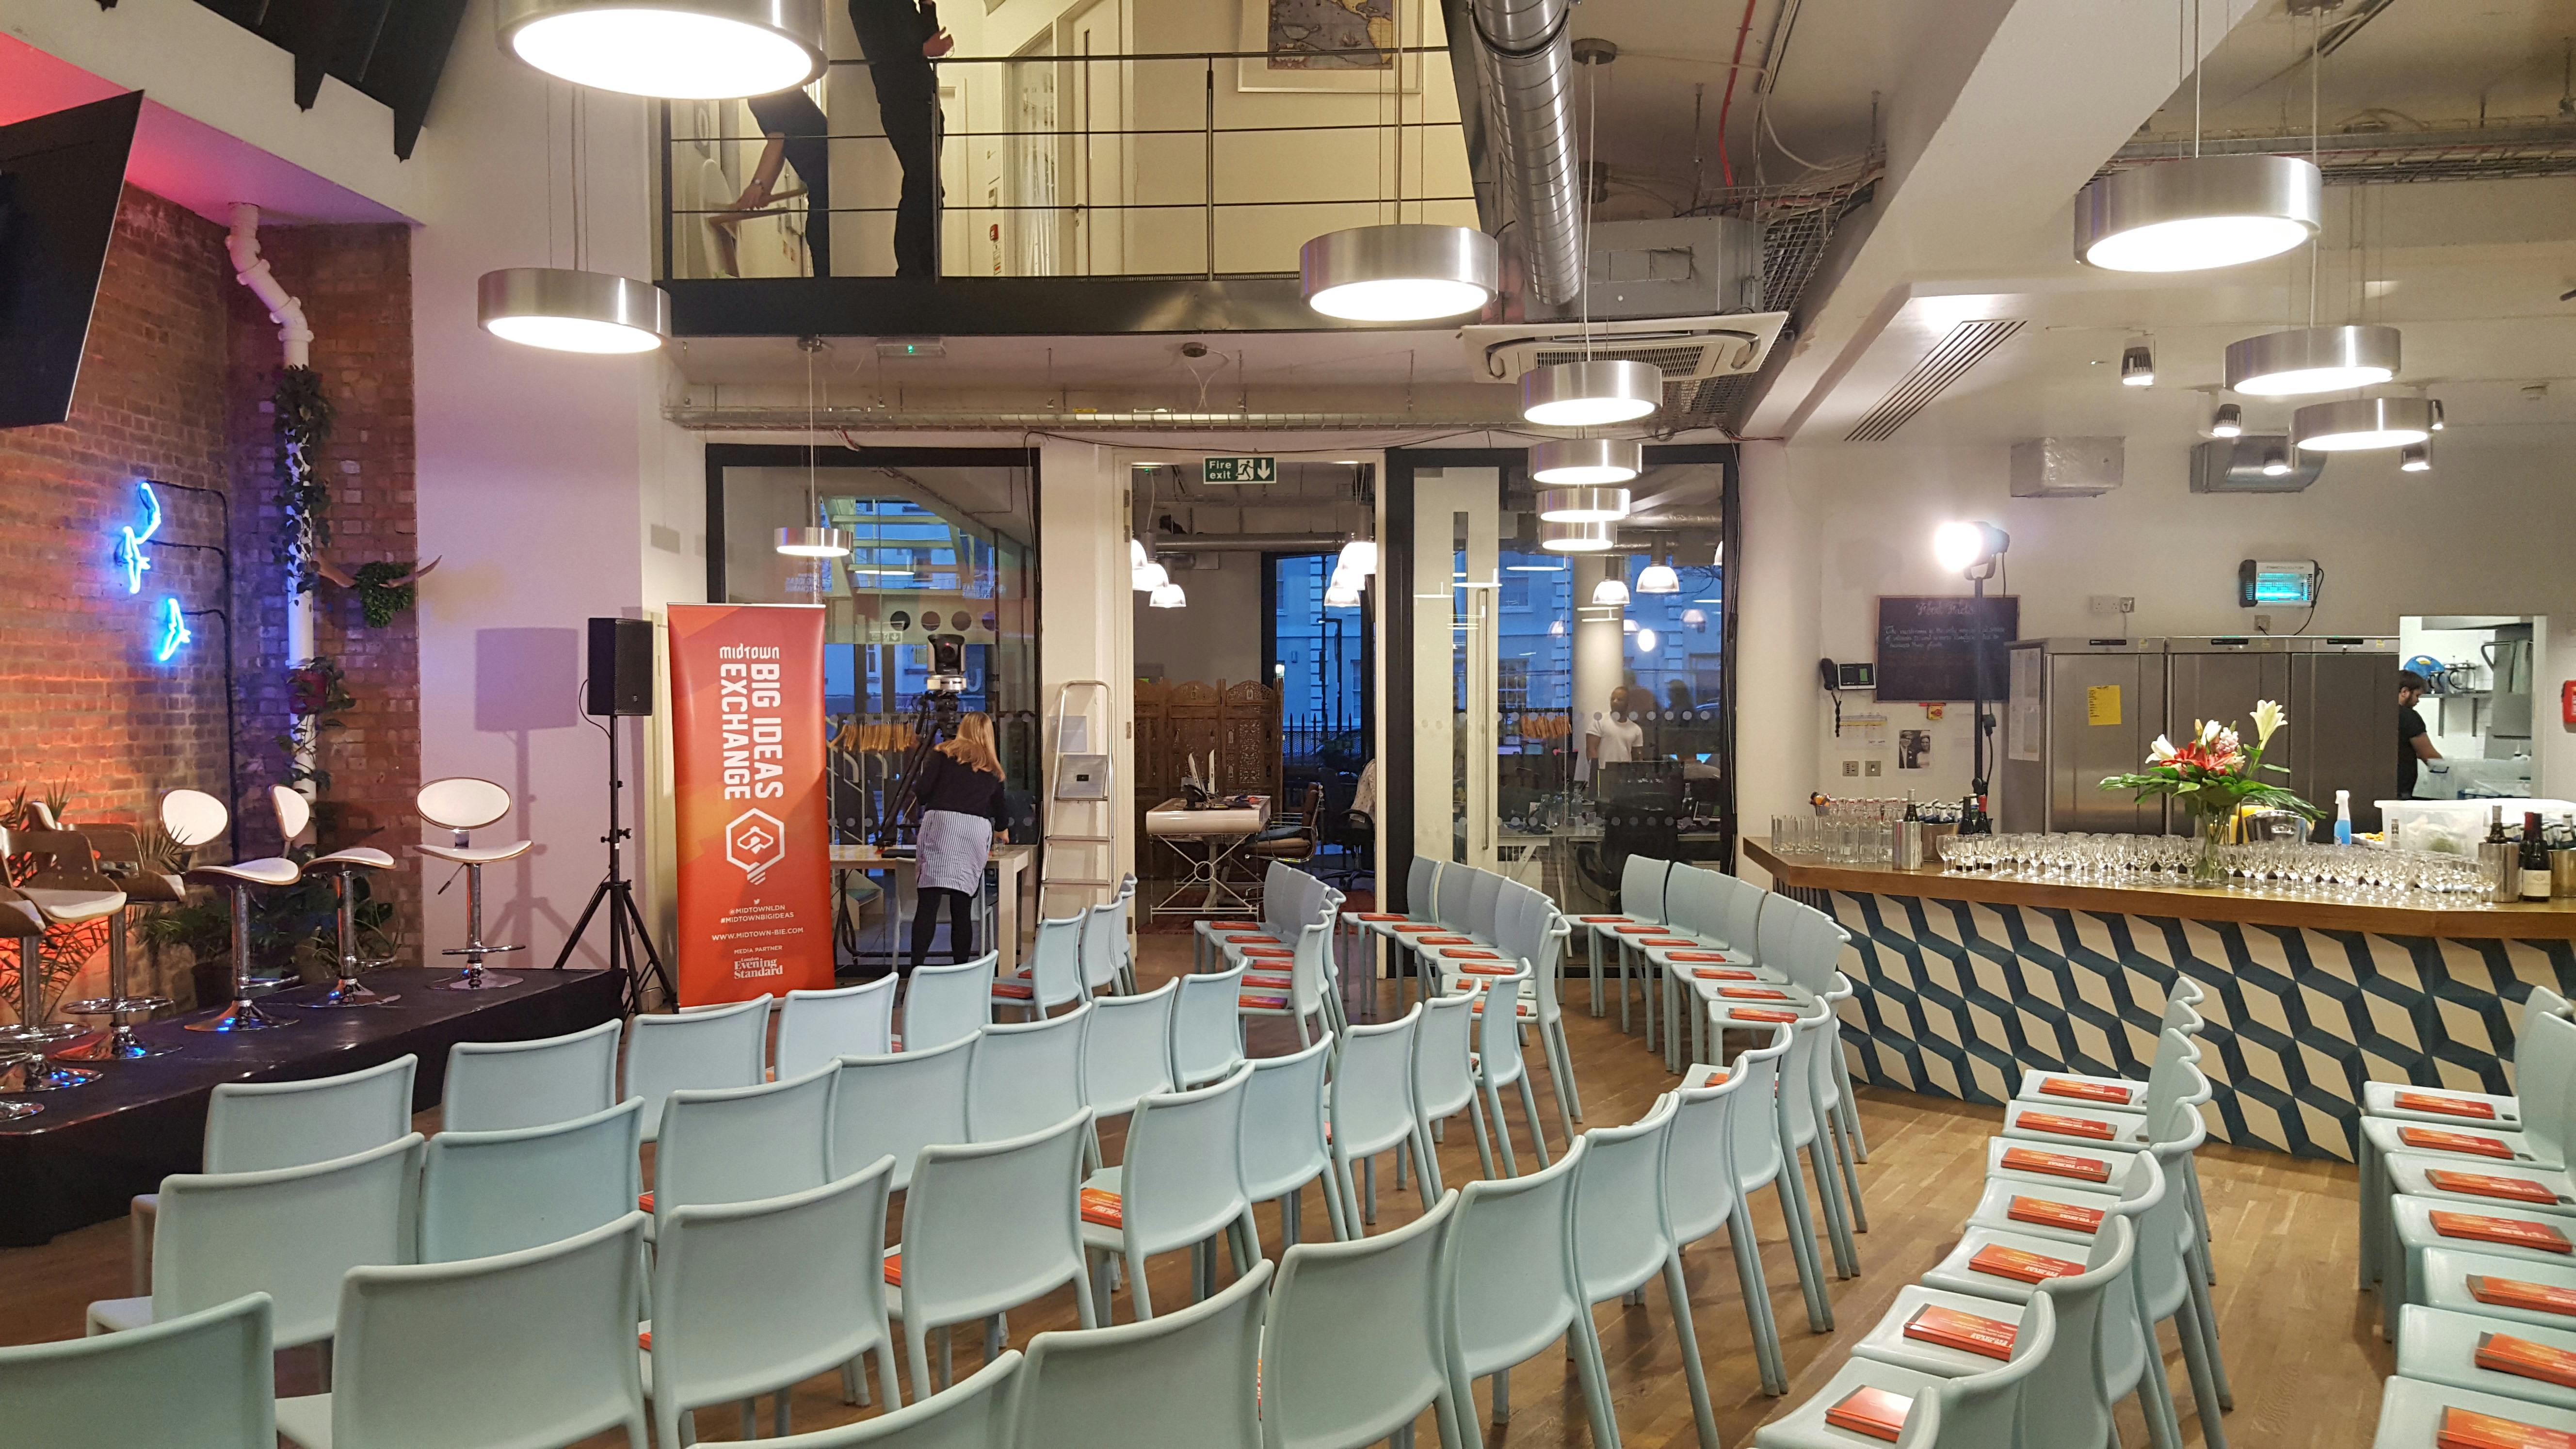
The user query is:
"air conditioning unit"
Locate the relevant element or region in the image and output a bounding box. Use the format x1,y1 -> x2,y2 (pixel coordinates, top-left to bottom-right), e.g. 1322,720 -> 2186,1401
1581,216 -> 1765,319
1460,312 -> 1790,388
2192,435 -> 2324,493
2009,437 -> 2124,498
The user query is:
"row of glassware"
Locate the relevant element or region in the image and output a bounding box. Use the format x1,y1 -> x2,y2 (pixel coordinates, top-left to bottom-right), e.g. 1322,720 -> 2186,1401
1937,832 -> 2493,897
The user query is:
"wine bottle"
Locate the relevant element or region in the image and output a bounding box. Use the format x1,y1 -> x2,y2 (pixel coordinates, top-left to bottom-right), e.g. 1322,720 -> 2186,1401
2523,811 -> 2554,901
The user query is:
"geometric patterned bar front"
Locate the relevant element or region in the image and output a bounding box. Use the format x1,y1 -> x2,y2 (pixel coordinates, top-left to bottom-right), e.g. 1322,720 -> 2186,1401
1793,886 -> 2576,1162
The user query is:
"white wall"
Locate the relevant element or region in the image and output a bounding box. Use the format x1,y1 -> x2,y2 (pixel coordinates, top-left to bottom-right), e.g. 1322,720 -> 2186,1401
406,0 -> 706,972
1034,438 -> 1136,907
1735,429 -> 2576,862
1132,553 -> 1263,684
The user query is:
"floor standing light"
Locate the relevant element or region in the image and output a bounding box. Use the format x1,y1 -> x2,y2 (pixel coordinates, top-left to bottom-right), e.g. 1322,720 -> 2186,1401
1932,521 -> 2010,825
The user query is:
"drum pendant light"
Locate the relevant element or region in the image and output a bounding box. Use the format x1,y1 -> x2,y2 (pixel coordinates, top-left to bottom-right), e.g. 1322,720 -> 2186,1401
497,0 -> 826,99
2292,395 -> 2434,452
1539,520 -> 1613,553
1530,440 -> 1643,487
1300,224 -> 1497,322
2226,324 -> 2400,397
1535,485 -> 1630,522
1522,359 -> 1661,427
479,267 -> 670,353
775,338 -> 851,557
2074,155 -> 2321,272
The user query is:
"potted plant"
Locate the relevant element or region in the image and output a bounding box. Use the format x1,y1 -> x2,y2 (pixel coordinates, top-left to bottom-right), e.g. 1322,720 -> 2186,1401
2100,699 -> 2321,884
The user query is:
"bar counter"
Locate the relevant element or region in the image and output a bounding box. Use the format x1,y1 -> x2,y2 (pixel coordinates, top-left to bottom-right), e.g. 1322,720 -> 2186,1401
1747,839 -> 2573,1161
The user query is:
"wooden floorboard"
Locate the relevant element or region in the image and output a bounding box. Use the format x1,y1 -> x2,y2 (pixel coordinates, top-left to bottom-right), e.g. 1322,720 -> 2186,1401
0,930 -> 2395,1446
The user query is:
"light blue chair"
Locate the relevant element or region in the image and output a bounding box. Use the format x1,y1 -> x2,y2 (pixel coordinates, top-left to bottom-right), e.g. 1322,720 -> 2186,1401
624,995 -> 772,1142
777,976 -> 899,1078
830,1037 -> 975,1191
443,1020 -> 619,1132
417,1097 -> 644,1262
904,953 -> 997,1052
0,1292 -> 275,1449
762,1351 -> 1019,1449
1260,1188 -> 1465,1449
1013,1260 -> 1268,1449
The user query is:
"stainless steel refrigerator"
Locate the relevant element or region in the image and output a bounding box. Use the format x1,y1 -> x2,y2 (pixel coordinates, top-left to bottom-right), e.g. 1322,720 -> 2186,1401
2000,638 -> 2170,835
2160,636 -> 2397,837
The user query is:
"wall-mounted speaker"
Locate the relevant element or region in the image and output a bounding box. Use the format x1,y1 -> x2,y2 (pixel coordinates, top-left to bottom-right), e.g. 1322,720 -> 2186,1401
586,617 -> 655,717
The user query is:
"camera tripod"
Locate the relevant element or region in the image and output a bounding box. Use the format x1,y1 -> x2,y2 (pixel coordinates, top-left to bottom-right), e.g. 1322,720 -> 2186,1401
553,714 -> 674,1011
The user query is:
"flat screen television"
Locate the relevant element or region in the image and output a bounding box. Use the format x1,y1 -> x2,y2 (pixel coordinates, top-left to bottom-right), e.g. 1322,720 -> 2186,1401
0,91 -> 141,430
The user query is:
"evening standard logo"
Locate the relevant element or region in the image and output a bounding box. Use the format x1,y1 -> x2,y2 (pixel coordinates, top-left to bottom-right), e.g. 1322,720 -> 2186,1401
734,956 -> 785,979
725,808 -> 787,883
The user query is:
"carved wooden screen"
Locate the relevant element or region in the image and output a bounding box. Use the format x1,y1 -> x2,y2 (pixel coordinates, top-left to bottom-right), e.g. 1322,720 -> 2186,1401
1132,678 -> 1282,850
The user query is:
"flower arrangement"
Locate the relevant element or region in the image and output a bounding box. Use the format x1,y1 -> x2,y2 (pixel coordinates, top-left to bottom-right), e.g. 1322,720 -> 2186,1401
2100,699 -> 2320,881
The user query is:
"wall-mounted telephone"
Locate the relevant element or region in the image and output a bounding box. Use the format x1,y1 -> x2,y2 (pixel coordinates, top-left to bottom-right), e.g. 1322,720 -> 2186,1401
1821,660 -> 1874,735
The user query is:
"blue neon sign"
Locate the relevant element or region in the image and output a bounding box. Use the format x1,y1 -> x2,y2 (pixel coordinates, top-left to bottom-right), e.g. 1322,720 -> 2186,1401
116,482 -> 161,594
155,597 -> 191,662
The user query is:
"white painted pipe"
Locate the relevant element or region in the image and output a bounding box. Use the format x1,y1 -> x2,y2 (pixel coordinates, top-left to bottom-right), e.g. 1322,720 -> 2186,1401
226,204 -> 319,793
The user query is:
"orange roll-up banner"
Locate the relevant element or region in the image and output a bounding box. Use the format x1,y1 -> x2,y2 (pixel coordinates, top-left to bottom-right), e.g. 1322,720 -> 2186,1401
668,603 -> 835,1006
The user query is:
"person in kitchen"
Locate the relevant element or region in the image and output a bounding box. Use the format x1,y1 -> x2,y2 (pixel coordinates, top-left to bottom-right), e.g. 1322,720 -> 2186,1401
2398,670 -> 2441,798
1585,683 -> 1646,789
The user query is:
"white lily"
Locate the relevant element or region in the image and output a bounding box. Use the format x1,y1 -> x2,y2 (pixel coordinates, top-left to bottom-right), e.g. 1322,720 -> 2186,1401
2197,718 -> 2222,747
2148,734 -> 2179,763
2251,698 -> 2286,747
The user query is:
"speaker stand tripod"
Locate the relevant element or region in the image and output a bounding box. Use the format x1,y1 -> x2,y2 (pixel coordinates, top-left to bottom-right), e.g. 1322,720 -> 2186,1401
554,715 -> 674,1011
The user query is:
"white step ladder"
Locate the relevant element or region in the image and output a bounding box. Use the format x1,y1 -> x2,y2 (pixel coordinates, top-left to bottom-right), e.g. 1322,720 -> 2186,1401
1039,679 -> 1116,919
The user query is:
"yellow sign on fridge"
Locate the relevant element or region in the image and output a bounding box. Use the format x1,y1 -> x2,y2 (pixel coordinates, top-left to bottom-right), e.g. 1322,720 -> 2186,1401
2086,684 -> 2123,727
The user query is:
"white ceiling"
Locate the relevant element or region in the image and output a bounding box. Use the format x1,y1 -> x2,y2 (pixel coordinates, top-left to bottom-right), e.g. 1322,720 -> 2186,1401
2141,0 -> 2576,140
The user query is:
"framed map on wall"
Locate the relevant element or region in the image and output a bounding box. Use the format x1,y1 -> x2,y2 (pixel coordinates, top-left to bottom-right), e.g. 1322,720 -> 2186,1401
1238,0 -> 1424,93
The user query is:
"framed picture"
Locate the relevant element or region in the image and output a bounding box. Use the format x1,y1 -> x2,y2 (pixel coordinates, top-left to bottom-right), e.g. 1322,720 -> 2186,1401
1237,0 -> 1422,94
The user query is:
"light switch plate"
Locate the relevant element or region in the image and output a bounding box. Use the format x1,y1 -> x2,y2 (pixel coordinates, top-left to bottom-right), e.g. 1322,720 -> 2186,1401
1865,759 -> 1883,777
1842,759 -> 1861,777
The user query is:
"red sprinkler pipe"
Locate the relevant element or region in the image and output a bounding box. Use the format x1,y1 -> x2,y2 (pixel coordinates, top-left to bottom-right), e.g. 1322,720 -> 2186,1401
1713,0 -> 1762,188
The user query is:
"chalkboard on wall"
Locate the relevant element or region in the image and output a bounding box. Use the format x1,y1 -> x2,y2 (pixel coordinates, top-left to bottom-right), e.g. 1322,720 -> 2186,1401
1875,596 -> 2019,702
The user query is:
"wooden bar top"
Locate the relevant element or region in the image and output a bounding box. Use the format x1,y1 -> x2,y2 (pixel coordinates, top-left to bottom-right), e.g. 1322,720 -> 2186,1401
1745,837 -> 2576,940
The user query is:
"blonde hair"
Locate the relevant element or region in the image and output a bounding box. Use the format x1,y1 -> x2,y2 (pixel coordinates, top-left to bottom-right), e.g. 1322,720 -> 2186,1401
937,713 -> 1003,776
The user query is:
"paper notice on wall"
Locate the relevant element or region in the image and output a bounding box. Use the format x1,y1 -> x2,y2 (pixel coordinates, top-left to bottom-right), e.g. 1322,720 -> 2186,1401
2008,649 -> 2043,762
1840,713 -> 1890,749
2087,684 -> 2123,727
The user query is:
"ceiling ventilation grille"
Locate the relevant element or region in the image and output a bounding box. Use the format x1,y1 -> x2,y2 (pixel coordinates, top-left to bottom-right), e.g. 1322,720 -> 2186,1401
1527,344 -> 1713,377
1842,319 -> 2026,443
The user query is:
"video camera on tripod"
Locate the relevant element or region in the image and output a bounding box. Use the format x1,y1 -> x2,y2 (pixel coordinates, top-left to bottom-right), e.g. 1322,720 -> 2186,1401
878,634 -> 972,848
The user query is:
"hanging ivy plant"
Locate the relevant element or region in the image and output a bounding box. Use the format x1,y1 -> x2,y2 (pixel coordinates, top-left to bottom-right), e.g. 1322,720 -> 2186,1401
277,656 -> 356,796
274,365 -> 335,596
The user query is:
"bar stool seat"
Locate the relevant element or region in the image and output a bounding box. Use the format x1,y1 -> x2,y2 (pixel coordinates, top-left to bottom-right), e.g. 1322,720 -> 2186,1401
19,885 -> 124,922
56,824 -> 182,1063
186,860 -> 302,888
182,854 -> 304,1034
417,841 -> 533,866
0,833 -> 114,1093
304,849 -> 402,1009
417,778 -> 529,992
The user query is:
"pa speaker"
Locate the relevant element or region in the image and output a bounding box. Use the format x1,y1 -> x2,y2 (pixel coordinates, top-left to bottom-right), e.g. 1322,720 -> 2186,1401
586,617 -> 655,717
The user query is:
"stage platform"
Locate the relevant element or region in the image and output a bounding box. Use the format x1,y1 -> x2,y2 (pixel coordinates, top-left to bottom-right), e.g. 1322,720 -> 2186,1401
0,967 -> 624,1246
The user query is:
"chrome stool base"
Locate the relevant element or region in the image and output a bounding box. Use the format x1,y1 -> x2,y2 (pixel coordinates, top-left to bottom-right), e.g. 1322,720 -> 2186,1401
0,1098 -> 39,1122
0,1020 -> 87,1046
308,977 -> 400,1008
437,967 -> 522,992
186,997 -> 297,1032
53,1025 -> 174,1061
0,1052 -> 99,1092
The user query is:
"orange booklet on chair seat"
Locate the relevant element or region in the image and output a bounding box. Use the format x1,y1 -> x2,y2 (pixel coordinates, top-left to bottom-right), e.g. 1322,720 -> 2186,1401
2428,1170 -> 2565,1206
2438,1406 -> 2576,1449
1999,1147 -> 2112,1183
2477,1331 -> 2576,1390
1357,914 -> 1408,922
2039,1077 -> 2137,1104
2472,1275 -> 2576,1318
1718,986 -> 1792,1000
2008,1195 -> 2107,1232
1419,936 -> 1477,946
1640,937 -> 1699,947
1079,1188 -> 1124,1229
1613,924 -> 1664,934
1728,1007 -> 1802,1024
1211,920 -> 1261,930
1456,962 -> 1517,976
1394,924 -> 1441,934
2399,1091 -> 2501,1119
2017,1111 -> 2118,1141
1903,1303 -> 2017,1359
1691,966 -> 1758,980
1578,915 -> 1629,923
1822,1386 -> 1914,1442
1224,934 -> 1279,945
1968,1243 -> 2086,1284
2402,1127 -> 2517,1159
2431,1211 -> 2574,1253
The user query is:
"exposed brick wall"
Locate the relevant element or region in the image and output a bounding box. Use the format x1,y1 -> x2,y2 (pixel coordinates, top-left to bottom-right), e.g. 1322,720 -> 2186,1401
0,186 -> 421,1015
225,222 -> 424,962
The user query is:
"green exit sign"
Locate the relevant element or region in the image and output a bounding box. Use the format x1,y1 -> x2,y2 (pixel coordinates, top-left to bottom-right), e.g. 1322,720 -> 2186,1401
1202,455 -> 1276,484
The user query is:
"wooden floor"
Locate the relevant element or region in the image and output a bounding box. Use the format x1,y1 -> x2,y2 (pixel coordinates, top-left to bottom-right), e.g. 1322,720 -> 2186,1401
0,930 -> 2395,1446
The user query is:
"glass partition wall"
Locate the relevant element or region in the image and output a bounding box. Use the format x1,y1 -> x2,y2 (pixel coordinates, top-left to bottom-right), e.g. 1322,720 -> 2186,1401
708,446 -> 1041,851
1383,447 -> 1737,917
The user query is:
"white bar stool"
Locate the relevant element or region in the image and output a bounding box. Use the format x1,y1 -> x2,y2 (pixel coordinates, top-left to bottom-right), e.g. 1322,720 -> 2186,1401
416,778 -> 532,991
54,822 -> 180,1060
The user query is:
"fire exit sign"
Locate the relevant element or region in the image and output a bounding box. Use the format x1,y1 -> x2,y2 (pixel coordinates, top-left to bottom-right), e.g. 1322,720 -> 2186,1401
1202,455 -> 1276,484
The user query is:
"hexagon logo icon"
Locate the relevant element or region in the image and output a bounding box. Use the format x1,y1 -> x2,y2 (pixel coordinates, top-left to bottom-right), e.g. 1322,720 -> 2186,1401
724,808 -> 787,884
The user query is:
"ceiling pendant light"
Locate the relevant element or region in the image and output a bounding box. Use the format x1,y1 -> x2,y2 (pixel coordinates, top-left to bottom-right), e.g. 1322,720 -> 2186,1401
1593,577 -> 1630,607
2225,324 -> 2400,397
1539,520 -> 1613,553
1149,582 -> 1187,609
775,336 -> 849,558
1635,545 -> 1679,595
1535,484 -> 1630,522
1323,578 -> 1362,608
1129,538 -> 1150,571
1530,439 -> 1642,487
1132,560 -> 1169,592
2209,402 -> 2243,438
1300,224 -> 1497,322
479,267 -> 670,354
1336,538 -> 1378,579
2074,155 -> 2322,273
1681,607 -> 1707,627
1636,627 -> 1658,653
2292,395 -> 2435,452
497,0 -> 826,99
1620,617 -> 1638,634
1521,359 -> 1661,427
2399,440 -> 2432,472
1547,619 -> 1566,637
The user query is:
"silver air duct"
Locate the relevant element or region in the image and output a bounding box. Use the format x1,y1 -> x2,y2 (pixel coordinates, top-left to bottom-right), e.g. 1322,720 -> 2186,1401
1470,0 -> 1583,305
